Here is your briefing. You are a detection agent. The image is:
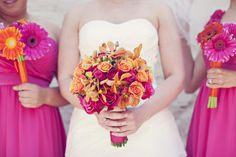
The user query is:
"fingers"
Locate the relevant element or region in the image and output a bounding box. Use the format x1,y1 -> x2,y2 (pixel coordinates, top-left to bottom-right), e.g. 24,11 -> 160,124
19,97 -> 33,104
18,91 -> 31,98
104,119 -> 127,127
112,131 -> 135,137
13,83 -> 35,91
102,111 -> 128,120
207,68 -> 222,75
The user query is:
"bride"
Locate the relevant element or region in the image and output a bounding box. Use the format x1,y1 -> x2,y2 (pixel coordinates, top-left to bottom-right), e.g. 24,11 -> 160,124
59,0 -> 187,156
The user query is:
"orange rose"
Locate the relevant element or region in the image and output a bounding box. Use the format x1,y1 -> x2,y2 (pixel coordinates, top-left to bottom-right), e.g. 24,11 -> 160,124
136,71 -> 148,82
70,76 -> 86,94
117,60 -> 133,72
98,61 -> 112,72
128,81 -> 145,99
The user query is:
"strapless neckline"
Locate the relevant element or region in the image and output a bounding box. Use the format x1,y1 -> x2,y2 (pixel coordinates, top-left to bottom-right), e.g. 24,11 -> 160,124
80,18 -> 157,35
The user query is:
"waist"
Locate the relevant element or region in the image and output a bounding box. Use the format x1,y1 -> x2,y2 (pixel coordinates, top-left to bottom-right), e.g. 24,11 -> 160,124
0,73 -> 50,87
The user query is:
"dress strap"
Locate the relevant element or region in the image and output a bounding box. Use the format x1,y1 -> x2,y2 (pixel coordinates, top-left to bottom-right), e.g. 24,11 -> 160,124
206,9 -> 225,25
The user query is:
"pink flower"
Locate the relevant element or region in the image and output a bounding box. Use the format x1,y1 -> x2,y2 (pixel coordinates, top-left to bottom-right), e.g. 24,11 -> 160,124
79,96 -> 97,114
142,81 -> 155,99
107,68 -> 118,80
104,91 -> 120,110
203,32 -> 236,63
21,23 -> 53,60
123,70 -> 136,83
0,23 -> 4,30
225,23 -> 236,39
93,68 -> 106,80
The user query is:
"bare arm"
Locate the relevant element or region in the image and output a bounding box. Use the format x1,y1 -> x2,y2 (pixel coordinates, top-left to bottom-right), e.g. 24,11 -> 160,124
58,10 -> 82,108
141,5 -> 185,119
183,39 -> 206,93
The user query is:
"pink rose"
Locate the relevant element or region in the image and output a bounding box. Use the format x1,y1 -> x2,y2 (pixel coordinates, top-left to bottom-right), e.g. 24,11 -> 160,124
107,68 -> 118,80
93,68 -> 106,80
142,81 -> 155,99
79,96 -> 97,114
105,91 -> 120,110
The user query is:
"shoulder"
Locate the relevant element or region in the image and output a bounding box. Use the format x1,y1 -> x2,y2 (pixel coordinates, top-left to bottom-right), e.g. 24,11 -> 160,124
29,15 -> 59,41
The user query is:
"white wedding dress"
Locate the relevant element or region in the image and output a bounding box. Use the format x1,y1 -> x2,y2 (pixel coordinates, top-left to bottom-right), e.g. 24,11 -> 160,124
66,19 -> 186,157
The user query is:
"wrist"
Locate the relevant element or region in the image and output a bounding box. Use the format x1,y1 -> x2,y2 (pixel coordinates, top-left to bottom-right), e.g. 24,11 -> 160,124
42,87 -> 51,105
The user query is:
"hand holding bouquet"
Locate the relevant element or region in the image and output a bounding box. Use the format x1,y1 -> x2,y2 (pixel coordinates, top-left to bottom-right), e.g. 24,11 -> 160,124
70,41 -> 155,147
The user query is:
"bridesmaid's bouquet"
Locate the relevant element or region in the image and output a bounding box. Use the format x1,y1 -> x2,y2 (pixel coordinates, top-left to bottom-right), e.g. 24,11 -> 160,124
0,20 -> 54,83
70,41 -> 155,147
197,21 -> 236,108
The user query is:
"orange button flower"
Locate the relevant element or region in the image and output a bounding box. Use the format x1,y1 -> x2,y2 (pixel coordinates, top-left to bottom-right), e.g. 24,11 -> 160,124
136,71 -> 148,82
117,59 -> 133,72
128,81 -> 144,99
0,27 -> 25,60
98,61 -> 112,72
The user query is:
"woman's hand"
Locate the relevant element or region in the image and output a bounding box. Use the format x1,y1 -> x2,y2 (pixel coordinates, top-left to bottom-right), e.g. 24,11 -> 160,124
13,83 -> 47,108
207,68 -> 236,88
96,107 -> 148,137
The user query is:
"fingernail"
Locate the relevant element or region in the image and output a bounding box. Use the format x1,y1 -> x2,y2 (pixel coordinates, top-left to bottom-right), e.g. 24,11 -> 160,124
12,86 -> 17,91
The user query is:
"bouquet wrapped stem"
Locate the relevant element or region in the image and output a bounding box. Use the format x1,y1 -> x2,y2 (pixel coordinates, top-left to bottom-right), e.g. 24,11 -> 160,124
110,132 -> 128,147
17,55 -> 28,83
208,61 -> 222,108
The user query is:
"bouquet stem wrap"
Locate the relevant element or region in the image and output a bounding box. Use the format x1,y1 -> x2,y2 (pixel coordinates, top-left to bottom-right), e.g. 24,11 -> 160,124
17,55 -> 28,83
110,132 -> 128,147
208,61 -> 222,108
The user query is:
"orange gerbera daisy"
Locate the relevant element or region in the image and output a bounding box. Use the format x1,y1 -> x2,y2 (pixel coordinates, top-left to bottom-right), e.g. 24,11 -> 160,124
0,27 -> 25,60
197,22 -> 223,46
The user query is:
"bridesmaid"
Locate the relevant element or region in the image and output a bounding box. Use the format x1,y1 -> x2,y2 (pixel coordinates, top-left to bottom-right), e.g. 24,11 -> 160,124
0,0 -> 67,157
185,0 -> 236,156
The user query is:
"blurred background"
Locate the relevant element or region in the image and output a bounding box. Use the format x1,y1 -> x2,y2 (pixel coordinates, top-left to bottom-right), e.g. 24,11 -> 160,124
28,0 -> 229,144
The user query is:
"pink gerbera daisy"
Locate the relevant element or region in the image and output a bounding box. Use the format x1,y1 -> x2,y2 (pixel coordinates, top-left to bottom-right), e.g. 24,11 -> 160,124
0,23 -> 4,30
224,23 -> 236,39
21,23 -> 53,60
203,32 -> 236,63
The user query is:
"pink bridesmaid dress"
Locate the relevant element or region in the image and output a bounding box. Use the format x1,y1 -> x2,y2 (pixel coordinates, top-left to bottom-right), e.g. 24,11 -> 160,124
187,10 -> 236,157
0,38 -> 66,157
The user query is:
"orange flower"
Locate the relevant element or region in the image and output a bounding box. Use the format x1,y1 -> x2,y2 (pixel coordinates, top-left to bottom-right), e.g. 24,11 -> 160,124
117,59 -> 133,72
128,81 -> 145,99
197,22 -> 223,45
0,27 -> 25,60
136,71 -> 148,82
70,76 -> 86,94
73,63 -> 85,77
98,61 -> 112,72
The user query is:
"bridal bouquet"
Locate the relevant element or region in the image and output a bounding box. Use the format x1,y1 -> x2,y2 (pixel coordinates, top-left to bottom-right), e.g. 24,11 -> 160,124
70,41 -> 155,147
197,21 -> 236,108
0,20 -> 54,83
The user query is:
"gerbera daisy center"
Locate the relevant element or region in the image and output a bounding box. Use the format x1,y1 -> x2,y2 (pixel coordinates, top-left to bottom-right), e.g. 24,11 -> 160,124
5,37 -> 17,49
214,39 -> 226,50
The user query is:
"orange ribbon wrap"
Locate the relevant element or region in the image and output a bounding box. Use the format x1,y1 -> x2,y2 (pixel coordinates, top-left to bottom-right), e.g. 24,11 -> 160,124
208,61 -> 222,108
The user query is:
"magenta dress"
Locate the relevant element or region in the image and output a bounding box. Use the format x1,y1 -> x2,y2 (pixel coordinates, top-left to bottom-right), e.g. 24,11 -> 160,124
0,38 -> 66,157
187,10 -> 236,157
